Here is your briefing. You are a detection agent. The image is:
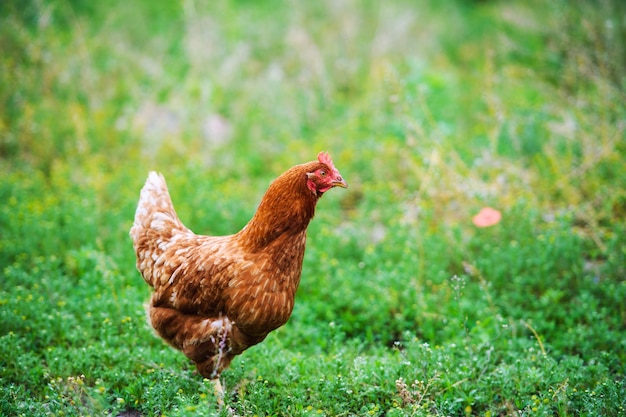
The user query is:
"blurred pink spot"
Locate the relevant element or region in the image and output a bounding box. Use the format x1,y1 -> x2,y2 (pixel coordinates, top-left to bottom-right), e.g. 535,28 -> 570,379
473,207 -> 502,228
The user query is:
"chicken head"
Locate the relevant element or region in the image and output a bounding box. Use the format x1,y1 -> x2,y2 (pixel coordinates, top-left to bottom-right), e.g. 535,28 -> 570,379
306,151 -> 348,195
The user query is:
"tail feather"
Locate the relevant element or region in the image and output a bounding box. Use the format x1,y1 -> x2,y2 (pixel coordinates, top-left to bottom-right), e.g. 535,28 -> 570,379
130,172 -> 190,286
130,172 -> 186,237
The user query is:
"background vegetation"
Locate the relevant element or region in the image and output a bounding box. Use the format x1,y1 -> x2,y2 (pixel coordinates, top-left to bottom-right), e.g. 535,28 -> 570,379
1,0 -> 625,415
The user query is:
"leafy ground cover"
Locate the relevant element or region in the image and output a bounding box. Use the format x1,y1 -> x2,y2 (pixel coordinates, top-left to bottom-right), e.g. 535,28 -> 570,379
1,0 -> 625,415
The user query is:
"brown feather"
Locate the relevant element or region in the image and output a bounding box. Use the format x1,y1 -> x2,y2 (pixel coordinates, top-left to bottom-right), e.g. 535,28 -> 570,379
130,156 -> 345,379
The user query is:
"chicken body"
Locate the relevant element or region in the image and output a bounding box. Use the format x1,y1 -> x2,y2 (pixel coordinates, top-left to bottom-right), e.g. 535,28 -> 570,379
130,152 -> 346,379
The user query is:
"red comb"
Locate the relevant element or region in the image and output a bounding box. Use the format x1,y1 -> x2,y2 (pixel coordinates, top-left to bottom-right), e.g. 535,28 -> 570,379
317,151 -> 335,170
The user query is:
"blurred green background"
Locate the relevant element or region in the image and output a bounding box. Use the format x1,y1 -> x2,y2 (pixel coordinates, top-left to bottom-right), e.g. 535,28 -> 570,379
1,0 -> 625,416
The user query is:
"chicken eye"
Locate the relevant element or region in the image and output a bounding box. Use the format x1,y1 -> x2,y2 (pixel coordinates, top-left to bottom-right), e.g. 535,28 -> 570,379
320,170 -> 326,177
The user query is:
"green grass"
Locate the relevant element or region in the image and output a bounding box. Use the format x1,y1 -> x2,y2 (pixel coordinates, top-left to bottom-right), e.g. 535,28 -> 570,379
1,0 -> 625,415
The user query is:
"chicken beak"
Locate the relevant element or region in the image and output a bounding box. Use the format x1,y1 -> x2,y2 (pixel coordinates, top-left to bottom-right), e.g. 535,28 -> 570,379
333,178 -> 348,189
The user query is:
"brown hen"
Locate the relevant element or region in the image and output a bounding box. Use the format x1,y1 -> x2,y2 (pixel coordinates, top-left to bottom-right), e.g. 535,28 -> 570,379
130,152 -> 347,384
